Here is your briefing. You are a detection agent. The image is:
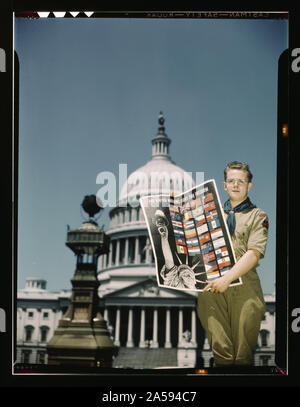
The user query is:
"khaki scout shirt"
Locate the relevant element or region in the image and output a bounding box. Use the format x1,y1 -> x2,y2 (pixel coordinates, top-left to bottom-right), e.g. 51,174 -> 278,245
222,207 -> 269,275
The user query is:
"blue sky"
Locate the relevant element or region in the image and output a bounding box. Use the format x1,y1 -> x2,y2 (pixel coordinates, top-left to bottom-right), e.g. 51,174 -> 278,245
14,17 -> 288,294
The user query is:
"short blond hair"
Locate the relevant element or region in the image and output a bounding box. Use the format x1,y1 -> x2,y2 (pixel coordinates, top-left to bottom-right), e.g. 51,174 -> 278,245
224,161 -> 253,182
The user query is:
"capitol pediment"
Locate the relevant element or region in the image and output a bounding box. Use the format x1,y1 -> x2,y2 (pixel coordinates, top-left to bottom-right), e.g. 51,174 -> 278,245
103,278 -> 197,299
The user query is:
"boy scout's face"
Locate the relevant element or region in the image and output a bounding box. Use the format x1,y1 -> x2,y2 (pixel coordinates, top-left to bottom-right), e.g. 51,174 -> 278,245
223,169 -> 253,205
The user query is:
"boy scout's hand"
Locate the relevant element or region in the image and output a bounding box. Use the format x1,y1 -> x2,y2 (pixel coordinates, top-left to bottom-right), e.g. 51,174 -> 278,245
203,275 -> 231,293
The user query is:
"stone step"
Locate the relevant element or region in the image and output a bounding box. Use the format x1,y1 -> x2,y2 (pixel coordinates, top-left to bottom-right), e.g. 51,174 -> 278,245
112,347 -> 178,369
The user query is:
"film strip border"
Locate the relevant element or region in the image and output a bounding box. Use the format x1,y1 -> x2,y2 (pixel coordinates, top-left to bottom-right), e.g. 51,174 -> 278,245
16,12 -> 96,18
15,11 -> 289,19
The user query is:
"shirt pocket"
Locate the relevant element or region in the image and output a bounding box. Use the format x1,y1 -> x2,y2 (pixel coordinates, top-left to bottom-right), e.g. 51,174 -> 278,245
234,222 -> 250,245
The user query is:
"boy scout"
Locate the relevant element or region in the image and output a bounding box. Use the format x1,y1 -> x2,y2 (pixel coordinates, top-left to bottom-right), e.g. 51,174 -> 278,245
197,161 -> 268,366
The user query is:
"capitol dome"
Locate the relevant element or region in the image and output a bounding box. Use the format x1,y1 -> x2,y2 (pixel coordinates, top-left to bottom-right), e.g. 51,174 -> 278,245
118,112 -> 194,207
98,112 -> 196,294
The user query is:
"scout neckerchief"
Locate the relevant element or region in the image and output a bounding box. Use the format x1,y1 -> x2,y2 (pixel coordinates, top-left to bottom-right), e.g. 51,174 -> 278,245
223,197 -> 256,236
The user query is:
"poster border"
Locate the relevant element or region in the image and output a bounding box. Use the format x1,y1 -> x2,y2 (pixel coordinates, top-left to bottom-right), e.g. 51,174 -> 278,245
140,179 -> 241,293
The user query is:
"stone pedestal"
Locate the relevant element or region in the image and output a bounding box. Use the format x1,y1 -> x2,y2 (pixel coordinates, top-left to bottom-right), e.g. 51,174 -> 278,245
47,216 -> 116,368
47,314 -> 116,367
177,345 -> 197,368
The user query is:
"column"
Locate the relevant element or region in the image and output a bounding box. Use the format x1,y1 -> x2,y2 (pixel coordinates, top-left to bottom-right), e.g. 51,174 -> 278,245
98,254 -> 103,270
124,238 -> 129,265
114,308 -> 120,346
178,308 -> 183,347
134,237 -> 140,264
151,308 -> 159,348
36,308 -> 42,344
108,242 -> 113,267
17,309 -> 25,344
164,308 -> 172,348
126,308 -> 134,348
145,237 -> 151,264
139,308 -> 146,348
115,239 -> 120,267
131,208 -> 136,222
191,309 -> 197,347
97,255 -> 101,270
110,215 -> 115,228
125,209 -> 129,223
104,308 -> 109,324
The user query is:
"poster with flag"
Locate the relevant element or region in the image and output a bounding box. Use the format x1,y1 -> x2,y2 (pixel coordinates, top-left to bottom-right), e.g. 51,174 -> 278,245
140,179 -> 241,292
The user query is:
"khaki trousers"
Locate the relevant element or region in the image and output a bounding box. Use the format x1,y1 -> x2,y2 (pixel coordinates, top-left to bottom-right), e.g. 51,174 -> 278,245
197,272 -> 266,366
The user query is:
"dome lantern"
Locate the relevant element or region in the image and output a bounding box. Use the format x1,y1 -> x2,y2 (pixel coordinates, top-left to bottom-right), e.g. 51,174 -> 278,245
151,111 -> 172,161
118,113 -> 195,206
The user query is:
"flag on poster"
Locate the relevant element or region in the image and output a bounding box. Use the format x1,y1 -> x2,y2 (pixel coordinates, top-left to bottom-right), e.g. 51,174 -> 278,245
184,229 -> 197,238
199,232 -> 211,245
217,256 -> 231,268
206,270 -> 220,281
207,218 -> 221,231
195,214 -> 206,227
186,237 -> 199,246
183,210 -> 193,220
177,245 -> 188,254
205,260 -> 218,273
203,192 -> 214,203
203,251 -> 216,263
200,241 -> 214,254
197,224 -> 208,235
213,237 -> 226,249
210,228 -> 223,240
215,247 -> 229,258
190,197 -> 202,208
183,220 -> 195,229
192,206 -> 204,218
206,209 -> 218,222
175,237 -> 186,245
173,228 -> 185,236
172,220 -> 183,228
188,246 -> 201,255
204,201 -> 216,213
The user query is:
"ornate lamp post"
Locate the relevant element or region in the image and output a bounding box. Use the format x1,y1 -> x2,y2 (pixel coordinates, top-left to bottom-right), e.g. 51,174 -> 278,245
47,195 -> 116,368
